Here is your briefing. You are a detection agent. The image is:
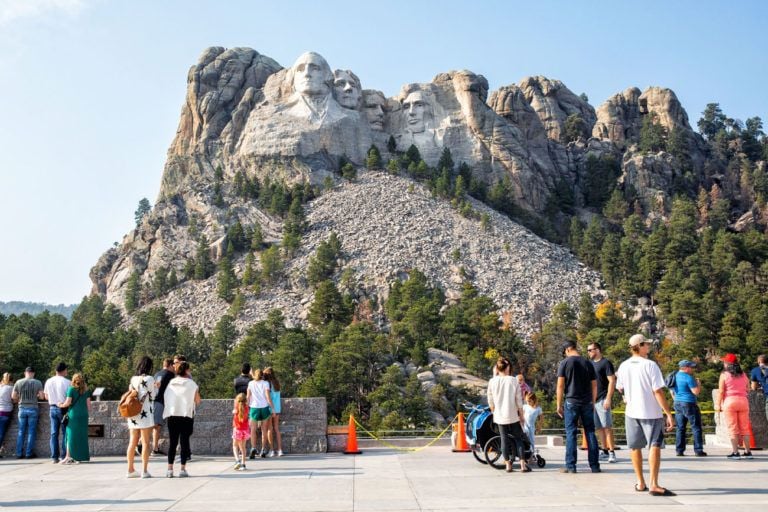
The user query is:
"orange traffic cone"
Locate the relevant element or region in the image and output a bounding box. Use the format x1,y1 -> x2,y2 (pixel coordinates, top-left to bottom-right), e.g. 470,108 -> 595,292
343,414 -> 362,454
452,412 -> 471,452
746,418 -> 758,450
580,428 -> 588,450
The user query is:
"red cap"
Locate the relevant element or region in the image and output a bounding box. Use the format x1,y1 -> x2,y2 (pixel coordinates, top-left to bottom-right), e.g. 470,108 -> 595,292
721,353 -> 738,364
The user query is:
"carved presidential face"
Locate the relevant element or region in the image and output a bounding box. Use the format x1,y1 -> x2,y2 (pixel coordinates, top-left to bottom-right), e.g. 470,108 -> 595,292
333,70 -> 362,110
402,91 -> 429,133
292,52 -> 332,97
362,91 -> 386,131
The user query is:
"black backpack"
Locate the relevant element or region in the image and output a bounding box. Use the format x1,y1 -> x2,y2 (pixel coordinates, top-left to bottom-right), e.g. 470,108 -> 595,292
665,371 -> 677,390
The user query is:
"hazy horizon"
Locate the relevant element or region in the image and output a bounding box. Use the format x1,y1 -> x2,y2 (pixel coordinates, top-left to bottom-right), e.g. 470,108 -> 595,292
1,0 -> 766,304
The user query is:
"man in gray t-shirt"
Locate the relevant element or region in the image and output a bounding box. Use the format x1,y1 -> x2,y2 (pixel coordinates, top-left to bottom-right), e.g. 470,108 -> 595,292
12,367 -> 44,458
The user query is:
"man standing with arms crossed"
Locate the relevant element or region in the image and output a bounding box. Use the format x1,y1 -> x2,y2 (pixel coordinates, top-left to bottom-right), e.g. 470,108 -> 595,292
588,342 -> 617,463
616,334 -> 675,496
556,340 -> 600,473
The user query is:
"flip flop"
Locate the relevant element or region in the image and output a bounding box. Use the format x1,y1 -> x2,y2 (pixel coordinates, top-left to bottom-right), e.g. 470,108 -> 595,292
634,484 -> 647,492
649,488 -> 676,496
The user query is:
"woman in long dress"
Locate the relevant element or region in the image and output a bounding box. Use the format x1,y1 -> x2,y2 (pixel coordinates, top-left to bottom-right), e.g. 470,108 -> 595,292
57,373 -> 91,463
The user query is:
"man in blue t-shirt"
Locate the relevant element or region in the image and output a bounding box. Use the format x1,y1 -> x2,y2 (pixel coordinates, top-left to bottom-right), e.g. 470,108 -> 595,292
750,354 -> 768,424
671,360 -> 706,456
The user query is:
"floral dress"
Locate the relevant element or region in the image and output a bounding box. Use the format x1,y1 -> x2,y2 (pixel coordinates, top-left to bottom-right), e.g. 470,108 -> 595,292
127,374 -> 156,429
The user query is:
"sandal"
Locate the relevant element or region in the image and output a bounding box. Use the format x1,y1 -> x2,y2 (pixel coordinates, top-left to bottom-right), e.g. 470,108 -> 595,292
634,483 -> 647,492
649,488 -> 676,497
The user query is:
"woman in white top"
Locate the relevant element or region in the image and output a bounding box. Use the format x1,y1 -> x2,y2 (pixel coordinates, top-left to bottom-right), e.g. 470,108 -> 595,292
487,357 -> 529,472
126,356 -> 157,478
246,368 -> 274,458
0,373 -> 14,454
163,361 -> 201,478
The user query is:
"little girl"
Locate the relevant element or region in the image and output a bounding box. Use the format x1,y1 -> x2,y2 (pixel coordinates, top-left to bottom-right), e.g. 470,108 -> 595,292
232,393 -> 249,470
523,392 -> 542,452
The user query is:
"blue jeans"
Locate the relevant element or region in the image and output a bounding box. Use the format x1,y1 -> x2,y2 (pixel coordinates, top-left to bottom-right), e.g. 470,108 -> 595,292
49,406 -> 67,460
0,414 -> 10,450
564,401 -> 600,470
16,407 -> 39,457
674,401 -> 703,454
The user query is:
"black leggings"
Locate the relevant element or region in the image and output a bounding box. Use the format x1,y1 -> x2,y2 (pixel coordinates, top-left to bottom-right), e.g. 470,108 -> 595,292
167,416 -> 194,465
498,422 -> 525,462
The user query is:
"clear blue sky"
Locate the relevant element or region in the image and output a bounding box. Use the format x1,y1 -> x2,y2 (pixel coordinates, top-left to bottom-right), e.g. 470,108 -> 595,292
1,0 -> 766,305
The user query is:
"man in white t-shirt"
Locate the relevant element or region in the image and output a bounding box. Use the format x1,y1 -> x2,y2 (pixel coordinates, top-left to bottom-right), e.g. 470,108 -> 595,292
43,362 -> 71,463
616,335 -> 675,497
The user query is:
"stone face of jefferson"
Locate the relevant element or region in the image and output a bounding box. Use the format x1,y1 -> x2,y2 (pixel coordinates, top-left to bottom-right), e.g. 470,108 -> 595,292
362,90 -> 387,131
333,69 -> 362,110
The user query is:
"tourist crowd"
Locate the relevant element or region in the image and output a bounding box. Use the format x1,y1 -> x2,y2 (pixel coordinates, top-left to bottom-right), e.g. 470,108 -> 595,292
1,343 -> 766,493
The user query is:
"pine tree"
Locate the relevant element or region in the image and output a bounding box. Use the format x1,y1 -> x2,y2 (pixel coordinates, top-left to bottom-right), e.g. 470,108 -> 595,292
249,223 -> 265,250
564,113 -> 587,142
217,255 -> 237,302
437,147 -> 454,172
308,280 -> 352,329
341,163 -> 357,180
125,271 -> 141,313
639,112 -> 667,153
386,159 -> 400,174
167,268 -> 178,289
152,267 -> 168,298
366,145 -> 382,170
194,235 -> 214,280
134,198 -> 151,227
260,246 -> 283,285
242,252 -> 255,286
387,136 -> 397,154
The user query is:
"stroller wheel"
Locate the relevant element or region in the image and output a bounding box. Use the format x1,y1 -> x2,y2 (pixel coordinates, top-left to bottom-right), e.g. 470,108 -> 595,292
471,446 -> 488,465
483,436 -> 507,470
536,456 -> 546,468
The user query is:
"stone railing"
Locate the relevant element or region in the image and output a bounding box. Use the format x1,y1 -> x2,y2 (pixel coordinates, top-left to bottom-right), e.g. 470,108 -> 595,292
711,390 -> 767,448
1,397 -> 327,457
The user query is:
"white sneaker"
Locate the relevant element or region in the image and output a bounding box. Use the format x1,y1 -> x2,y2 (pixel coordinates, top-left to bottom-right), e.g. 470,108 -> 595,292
267,450 -> 275,457
126,471 -> 139,479
608,452 -> 617,463
141,472 -> 152,479
166,470 -> 174,478
237,464 -> 246,471
277,450 -> 284,457
599,452 -> 609,461
179,469 -> 189,478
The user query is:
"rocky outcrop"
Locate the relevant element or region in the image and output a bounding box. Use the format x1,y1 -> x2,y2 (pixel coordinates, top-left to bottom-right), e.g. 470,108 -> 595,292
517,76 -> 596,142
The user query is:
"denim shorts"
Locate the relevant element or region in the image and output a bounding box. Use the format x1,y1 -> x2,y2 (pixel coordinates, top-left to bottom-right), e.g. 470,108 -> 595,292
593,399 -> 613,428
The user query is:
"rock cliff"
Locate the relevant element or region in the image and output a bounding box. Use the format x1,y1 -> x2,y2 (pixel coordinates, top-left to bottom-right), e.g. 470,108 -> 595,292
91,46 -> 708,339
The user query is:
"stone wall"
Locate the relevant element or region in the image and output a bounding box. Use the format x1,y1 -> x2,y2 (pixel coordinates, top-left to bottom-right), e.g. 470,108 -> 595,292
1,398 -> 327,457
712,390 -> 767,449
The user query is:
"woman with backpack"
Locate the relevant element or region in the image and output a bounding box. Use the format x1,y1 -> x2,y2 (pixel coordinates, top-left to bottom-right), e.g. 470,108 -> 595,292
125,356 -> 156,478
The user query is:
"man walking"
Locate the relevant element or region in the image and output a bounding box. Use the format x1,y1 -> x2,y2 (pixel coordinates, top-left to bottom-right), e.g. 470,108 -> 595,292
616,334 -> 676,496
12,367 -> 44,459
43,362 -> 71,463
556,340 -> 600,473
671,360 -> 707,457
750,355 -> 768,423
587,342 -> 617,463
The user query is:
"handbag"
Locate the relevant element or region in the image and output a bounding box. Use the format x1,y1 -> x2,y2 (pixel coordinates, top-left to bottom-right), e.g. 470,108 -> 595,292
118,384 -> 147,418
61,392 -> 81,427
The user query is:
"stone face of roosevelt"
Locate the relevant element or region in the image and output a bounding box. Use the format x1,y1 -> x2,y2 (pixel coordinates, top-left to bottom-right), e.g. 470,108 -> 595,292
333,70 -> 362,110
362,91 -> 386,131
402,91 -> 429,133
292,52 -> 333,97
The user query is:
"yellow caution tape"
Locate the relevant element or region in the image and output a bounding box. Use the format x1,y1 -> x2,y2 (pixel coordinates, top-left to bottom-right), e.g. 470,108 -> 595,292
352,413 -> 460,453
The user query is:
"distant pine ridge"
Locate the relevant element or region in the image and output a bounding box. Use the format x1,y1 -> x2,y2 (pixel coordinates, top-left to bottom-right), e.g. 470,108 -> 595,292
0,301 -> 77,318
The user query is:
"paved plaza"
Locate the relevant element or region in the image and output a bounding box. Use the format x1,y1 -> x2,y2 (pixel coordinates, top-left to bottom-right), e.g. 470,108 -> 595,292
0,446 -> 765,511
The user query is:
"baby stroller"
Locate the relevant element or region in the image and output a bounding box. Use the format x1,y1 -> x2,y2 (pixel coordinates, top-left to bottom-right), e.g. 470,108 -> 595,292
463,403 -> 497,465
483,428 -> 546,469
